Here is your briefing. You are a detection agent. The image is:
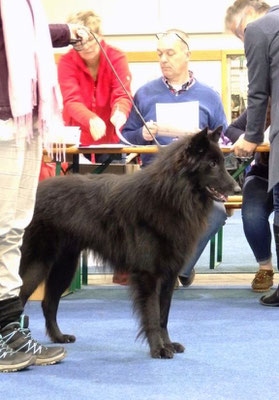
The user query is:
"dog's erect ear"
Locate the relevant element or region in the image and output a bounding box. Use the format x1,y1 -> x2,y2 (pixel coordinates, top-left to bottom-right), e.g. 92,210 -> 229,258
188,127 -> 209,154
208,126 -> 222,143
177,127 -> 209,174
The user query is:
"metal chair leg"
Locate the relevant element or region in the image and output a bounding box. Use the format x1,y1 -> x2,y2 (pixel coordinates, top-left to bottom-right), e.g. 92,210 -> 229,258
209,235 -> 216,269
217,227 -> 223,262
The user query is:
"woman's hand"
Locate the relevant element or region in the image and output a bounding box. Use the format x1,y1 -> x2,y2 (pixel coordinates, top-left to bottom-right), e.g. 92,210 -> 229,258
68,24 -> 90,45
232,135 -> 257,157
89,117 -> 106,140
110,109 -> 127,130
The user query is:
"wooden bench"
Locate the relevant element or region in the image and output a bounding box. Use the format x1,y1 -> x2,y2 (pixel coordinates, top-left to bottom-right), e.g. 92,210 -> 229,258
209,195 -> 243,269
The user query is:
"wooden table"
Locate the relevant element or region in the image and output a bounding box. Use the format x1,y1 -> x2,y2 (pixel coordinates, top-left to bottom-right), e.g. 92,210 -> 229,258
45,145 -> 159,174
47,143 -> 270,175
60,143 -> 270,154
63,145 -> 159,172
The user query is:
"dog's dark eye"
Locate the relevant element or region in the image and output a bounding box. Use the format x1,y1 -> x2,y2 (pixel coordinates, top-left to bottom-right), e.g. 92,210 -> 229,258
209,160 -> 217,168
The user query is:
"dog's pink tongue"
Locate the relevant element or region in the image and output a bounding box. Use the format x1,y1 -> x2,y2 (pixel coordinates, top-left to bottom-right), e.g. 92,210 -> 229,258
216,192 -> 227,202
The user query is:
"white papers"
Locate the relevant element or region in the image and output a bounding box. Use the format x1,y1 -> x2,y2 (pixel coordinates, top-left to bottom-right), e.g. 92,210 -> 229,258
263,127 -> 270,144
115,127 -> 135,146
155,101 -> 199,136
56,126 -> 81,145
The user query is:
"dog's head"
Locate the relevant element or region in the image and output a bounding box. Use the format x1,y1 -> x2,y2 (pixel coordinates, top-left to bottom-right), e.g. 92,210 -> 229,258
152,126 -> 239,202
187,126 -> 239,201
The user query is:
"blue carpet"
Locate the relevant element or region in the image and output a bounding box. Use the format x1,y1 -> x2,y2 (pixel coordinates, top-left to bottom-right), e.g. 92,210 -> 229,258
1,286 -> 279,400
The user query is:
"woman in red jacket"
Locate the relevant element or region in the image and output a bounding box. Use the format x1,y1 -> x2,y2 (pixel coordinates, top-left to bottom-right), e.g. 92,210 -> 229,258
57,10 -> 132,155
58,10 -> 132,285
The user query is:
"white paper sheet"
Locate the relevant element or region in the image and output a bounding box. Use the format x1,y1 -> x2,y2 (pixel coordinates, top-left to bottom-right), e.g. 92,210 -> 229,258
55,126 -> 81,145
155,101 -> 199,136
115,127 -> 135,146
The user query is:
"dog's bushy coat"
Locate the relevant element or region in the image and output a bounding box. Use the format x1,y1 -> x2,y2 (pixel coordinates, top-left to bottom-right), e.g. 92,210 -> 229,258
19,127 -> 237,358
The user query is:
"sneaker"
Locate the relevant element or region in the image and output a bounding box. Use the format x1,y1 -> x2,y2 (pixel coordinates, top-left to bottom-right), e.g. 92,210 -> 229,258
251,269 -> 274,292
178,269 -> 196,288
0,335 -> 35,372
0,322 -> 66,366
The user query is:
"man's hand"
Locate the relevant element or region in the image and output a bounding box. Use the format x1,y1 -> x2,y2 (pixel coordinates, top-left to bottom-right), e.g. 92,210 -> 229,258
89,117 -> 106,141
110,109 -> 127,130
142,120 -> 158,141
232,135 -> 258,157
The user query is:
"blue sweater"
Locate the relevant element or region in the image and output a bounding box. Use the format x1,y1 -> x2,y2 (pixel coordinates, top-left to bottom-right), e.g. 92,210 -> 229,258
122,78 -> 228,166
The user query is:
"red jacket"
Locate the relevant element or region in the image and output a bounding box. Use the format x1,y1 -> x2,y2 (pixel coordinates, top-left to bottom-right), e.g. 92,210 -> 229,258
57,41 -> 132,146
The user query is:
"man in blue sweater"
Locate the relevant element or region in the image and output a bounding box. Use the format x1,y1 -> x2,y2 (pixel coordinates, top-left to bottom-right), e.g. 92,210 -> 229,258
122,29 -> 229,286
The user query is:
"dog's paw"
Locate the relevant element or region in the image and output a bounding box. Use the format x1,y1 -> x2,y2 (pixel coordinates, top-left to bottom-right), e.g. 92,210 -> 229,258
52,334 -> 76,343
164,341 -> 185,354
63,334 -> 76,343
150,346 -> 174,359
171,342 -> 185,353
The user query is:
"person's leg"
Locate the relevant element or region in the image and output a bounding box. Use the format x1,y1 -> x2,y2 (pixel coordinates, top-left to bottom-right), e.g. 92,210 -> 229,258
241,175 -> 274,292
0,128 -> 38,371
261,182 -> 279,305
273,183 -> 279,273
0,130 -> 66,369
178,201 -> 227,285
0,131 -> 43,303
0,133 -> 26,303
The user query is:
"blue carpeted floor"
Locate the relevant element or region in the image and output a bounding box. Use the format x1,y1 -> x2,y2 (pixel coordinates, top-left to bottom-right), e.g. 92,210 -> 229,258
1,286 -> 279,400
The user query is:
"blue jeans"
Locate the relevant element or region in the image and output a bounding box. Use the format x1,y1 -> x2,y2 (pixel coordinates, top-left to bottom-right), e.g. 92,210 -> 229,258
179,201 -> 227,278
242,175 -> 273,264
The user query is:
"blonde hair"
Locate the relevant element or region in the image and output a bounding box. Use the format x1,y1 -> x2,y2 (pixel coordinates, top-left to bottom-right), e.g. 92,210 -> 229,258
67,10 -> 102,34
225,0 -> 270,30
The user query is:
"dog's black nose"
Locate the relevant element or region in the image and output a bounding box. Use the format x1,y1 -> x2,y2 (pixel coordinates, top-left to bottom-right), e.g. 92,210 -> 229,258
233,183 -> 242,194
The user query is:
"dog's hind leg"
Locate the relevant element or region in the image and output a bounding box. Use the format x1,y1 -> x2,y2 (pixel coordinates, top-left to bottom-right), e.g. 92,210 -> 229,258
42,252 -> 80,343
19,261 -> 49,306
159,274 -> 185,354
130,271 -> 174,359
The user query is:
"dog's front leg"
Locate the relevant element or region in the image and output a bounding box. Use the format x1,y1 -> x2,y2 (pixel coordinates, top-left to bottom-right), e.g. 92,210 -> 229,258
130,271 -> 174,359
160,274 -> 185,354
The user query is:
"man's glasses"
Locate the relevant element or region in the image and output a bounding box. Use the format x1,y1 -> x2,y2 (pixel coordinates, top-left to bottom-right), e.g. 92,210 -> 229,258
155,32 -> 189,50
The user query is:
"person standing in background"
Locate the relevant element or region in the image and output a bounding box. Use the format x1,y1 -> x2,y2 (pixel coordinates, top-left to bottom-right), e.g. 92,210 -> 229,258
225,0 -> 279,306
225,108 -> 274,292
0,0 -> 89,372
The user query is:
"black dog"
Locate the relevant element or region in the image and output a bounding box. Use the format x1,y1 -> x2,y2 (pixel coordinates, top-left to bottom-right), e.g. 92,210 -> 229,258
19,127 -> 237,359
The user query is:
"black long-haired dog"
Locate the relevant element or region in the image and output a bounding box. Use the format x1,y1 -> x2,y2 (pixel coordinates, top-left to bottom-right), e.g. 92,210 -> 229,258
19,127 -> 237,359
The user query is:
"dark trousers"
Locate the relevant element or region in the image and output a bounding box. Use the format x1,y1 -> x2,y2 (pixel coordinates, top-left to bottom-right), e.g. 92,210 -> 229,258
242,175 -> 273,264
0,296 -> 23,329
